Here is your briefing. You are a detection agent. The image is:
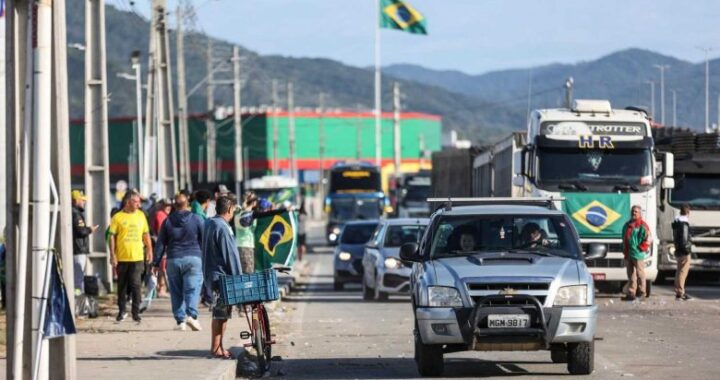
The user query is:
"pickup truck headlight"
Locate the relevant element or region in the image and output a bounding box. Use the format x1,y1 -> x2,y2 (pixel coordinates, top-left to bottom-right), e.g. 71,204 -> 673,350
554,285 -> 589,306
338,252 -> 352,261
384,257 -> 401,269
428,286 -> 463,307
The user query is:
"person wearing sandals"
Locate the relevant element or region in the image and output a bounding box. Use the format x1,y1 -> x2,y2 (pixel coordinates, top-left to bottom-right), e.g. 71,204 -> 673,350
154,192 -> 205,331
202,194 -> 242,359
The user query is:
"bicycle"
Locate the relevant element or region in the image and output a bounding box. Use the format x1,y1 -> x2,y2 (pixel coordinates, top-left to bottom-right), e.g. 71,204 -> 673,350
220,266 -> 290,375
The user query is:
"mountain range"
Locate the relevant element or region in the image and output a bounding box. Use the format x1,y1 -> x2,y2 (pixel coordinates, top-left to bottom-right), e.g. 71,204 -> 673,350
67,0 -> 719,145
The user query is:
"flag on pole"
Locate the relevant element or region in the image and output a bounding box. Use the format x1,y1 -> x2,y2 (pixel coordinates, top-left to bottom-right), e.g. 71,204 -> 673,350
254,211 -> 298,270
379,0 -> 427,35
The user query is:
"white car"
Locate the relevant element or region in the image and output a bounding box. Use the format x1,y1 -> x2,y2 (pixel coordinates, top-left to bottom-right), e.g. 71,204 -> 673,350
362,218 -> 429,300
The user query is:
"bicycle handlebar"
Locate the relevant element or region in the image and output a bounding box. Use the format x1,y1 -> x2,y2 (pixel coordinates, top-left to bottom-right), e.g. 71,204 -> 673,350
273,266 -> 292,274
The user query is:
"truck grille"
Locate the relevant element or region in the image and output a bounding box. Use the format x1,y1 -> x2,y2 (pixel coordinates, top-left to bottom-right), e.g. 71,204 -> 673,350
582,243 -> 624,254
691,227 -> 720,236
585,258 -> 625,268
467,283 -> 550,291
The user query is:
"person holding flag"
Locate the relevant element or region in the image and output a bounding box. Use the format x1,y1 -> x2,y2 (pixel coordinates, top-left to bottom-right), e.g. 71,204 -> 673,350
238,198 -> 295,272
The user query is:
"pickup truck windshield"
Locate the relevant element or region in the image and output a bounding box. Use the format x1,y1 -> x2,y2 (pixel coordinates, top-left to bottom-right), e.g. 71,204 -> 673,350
670,175 -> 720,209
430,214 -> 581,258
537,148 -> 652,187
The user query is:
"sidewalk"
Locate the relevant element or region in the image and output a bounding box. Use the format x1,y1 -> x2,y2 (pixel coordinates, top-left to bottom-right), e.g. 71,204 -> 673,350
75,297 -> 243,380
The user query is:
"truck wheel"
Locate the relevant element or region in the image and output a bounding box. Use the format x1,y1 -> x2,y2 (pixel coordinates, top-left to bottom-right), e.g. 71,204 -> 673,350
567,341 -> 594,375
414,328 -> 444,377
362,278 -> 373,300
550,344 -> 568,363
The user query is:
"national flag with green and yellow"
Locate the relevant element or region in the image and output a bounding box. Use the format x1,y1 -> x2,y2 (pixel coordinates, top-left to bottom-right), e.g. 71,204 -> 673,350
254,211 -> 298,271
380,0 -> 427,35
562,193 -> 630,238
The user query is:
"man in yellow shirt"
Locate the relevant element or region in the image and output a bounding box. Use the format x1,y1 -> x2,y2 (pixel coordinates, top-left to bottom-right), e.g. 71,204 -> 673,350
109,191 -> 153,322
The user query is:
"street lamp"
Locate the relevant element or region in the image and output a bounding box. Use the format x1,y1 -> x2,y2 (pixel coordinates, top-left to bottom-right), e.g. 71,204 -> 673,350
653,64 -> 670,125
129,51 -> 146,197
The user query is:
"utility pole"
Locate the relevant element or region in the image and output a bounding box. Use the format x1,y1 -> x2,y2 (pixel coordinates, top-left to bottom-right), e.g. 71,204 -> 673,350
153,1 -> 178,197
50,0 -> 77,377
671,90 -> 677,127
564,77 -> 574,109
319,93 -> 326,192
176,5 -> 191,191
271,79 -> 279,175
233,46 -> 243,195
130,51 -> 145,196
144,3 -> 157,194
393,82 -> 401,177
288,81 -> 297,180
698,47 -> 712,133
85,0 -> 112,288
206,40 -> 216,182
419,133 -> 426,167
646,80 -> 655,120
653,64 -> 669,125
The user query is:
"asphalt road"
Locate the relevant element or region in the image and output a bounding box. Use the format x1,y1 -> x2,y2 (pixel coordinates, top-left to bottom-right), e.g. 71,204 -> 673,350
262,234 -> 720,380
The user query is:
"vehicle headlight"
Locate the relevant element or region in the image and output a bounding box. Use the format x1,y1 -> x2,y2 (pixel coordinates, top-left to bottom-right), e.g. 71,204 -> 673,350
554,285 -> 589,306
384,257 -> 401,269
428,286 -> 463,308
668,245 -> 676,255
338,252 -> 352,261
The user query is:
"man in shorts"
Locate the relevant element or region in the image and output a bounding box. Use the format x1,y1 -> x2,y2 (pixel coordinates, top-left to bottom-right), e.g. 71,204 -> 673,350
202,195 -> 242,358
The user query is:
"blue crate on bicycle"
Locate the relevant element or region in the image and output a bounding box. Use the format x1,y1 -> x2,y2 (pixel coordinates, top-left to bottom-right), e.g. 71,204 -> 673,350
219,269 -> 280,305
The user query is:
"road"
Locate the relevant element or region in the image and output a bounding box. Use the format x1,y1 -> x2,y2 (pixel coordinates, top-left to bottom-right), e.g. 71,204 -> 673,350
258,229 -> 720,380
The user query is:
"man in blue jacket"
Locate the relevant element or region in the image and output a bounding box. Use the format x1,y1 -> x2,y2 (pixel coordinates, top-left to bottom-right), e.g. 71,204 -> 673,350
202,195 -> 241,359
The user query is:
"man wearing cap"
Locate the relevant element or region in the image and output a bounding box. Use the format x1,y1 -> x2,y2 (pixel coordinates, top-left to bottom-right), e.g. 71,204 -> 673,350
205,184 -> 230,218
72,190 -> 99,293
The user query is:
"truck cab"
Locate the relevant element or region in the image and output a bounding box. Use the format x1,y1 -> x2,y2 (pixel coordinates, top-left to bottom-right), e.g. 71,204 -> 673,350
514,100 -> 674,293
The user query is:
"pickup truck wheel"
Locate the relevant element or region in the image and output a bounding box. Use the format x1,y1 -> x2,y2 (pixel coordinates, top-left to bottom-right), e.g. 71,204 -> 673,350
567,341 -> 594,375
550,344 -> 568,363
362,278 -> 373,300
414,329 -> 444,377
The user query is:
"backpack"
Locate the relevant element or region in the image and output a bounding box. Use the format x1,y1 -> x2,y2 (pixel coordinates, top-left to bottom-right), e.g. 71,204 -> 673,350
671,220 -> 692,256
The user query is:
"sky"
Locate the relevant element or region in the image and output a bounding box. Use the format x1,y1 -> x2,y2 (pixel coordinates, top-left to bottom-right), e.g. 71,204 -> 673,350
114,0 -> 720,75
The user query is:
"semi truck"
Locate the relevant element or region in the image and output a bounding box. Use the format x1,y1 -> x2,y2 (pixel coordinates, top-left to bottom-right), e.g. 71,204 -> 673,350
477,100 -> 674,294
655,128 -> 720,280
246,175 -> 300,207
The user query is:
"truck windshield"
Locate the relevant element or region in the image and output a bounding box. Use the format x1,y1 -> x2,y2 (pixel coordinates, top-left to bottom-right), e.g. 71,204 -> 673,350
430,214 -> 581,258
670,175 -> 720,209
331,198 -> 382,221
537,148 -> 652,187
404,185 -> 430,202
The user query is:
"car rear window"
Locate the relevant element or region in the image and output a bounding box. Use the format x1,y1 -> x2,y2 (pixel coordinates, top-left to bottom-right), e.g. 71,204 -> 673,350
340,223 -> 379,244
384,225 -> 426,247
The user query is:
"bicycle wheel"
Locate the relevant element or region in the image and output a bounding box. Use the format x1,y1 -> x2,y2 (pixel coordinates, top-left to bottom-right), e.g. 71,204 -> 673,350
253,305 -> 272,374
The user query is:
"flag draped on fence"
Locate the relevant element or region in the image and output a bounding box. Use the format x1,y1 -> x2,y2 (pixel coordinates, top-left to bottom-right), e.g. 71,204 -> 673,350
254,211 -> 298,271
379,0 -> 427,35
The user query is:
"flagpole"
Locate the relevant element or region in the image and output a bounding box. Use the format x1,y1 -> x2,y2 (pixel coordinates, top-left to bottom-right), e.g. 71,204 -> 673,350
374,0 -> 382,167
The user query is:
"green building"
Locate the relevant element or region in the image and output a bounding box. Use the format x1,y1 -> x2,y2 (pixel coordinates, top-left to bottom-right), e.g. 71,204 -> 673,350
69,110 -> 442,186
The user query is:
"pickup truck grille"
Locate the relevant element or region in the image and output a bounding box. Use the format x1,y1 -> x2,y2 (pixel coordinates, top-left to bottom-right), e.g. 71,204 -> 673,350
468,283 -> 550,291
472,295 -> 546,306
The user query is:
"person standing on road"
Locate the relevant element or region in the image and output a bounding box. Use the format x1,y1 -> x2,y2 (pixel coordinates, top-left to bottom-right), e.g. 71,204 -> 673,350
109,191 -> 154,322
150,198 -> 172,298
154,192 -> 206,331
235,192 -> 258,274
672,204 -> 693,301
206,184 -> 230,218
622,205 -> 652,301
238,198 -> 290,272
203,195 -> 242,358
71,190 -> 99,293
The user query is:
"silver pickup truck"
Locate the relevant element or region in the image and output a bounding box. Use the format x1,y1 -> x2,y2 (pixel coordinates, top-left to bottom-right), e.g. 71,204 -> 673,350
400,199 -> 604,376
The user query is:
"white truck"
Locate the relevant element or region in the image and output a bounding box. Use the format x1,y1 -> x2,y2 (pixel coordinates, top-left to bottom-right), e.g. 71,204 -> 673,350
479,100 -> 674,294
245,175 -> 300,207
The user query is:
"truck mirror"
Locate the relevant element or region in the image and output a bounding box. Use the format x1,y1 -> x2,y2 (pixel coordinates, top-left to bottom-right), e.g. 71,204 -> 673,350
399,242 -> 421,262
662,177 -> 675,190
584,243 -> 607,261
663,152 -> 674,177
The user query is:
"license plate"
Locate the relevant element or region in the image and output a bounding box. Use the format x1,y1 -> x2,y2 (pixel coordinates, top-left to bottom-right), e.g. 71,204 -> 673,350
592,273 -> 606,281
487,314 -> 530,328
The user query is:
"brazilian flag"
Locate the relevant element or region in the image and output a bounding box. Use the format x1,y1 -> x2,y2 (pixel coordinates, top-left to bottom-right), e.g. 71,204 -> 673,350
380,0 -> 427,35
254,211 -> 298,271
562,193 -> 630,238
